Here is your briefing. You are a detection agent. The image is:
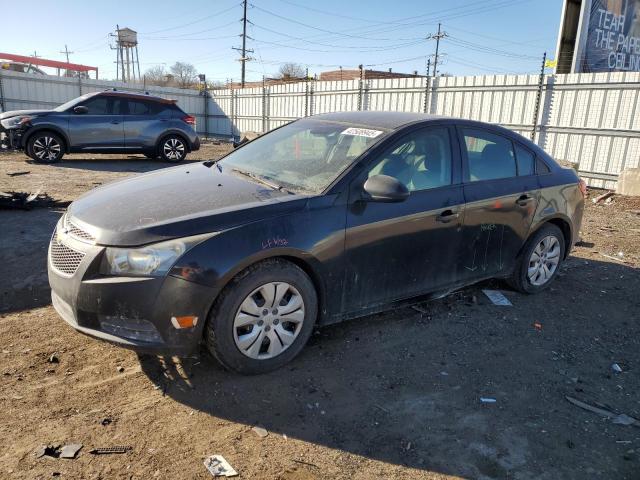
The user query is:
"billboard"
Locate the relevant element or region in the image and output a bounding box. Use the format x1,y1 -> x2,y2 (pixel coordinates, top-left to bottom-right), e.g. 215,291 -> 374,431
556,0 -> 640,73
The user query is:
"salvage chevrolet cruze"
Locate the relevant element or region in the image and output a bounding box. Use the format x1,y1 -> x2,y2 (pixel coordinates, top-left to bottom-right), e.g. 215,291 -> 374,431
48,112 -> 585,374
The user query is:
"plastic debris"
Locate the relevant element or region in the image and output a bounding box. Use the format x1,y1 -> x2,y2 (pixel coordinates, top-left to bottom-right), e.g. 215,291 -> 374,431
592,191 -> 614,204
482,290 -> 512,306
60,444 -> 82,459
251,426 -> 268,438
480,397 -> 497,403
612,363 -> 623,373
566,396 -> 640,427
48,354 -> 59,364
204,455 -> 238,477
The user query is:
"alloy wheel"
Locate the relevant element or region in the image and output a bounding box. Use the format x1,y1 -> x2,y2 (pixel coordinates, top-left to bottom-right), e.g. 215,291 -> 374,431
163,138 -> 185,161
233,282 -> 305,360
32,136 -> 61,162
527,235 -> 561,286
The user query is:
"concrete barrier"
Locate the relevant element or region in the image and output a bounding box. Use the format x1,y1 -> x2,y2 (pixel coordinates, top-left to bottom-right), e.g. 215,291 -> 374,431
616,168 -> 640,196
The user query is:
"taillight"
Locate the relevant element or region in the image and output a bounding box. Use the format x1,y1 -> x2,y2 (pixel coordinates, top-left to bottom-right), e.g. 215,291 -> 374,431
182,115 -> 196,127
578,179 -> 587,199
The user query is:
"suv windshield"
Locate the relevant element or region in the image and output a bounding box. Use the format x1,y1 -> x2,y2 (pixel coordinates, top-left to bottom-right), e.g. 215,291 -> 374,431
220,119 -> 386,194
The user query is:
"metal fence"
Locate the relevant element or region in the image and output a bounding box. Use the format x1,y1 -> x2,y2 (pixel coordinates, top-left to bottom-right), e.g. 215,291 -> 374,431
2,68 -> 639,188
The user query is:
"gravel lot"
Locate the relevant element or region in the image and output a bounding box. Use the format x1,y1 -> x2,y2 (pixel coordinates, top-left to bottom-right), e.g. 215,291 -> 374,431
1,146 -> 639,479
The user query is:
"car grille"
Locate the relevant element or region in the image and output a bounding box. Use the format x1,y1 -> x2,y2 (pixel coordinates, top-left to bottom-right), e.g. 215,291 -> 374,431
50,228 -> 85,276
64,216 -> 96,243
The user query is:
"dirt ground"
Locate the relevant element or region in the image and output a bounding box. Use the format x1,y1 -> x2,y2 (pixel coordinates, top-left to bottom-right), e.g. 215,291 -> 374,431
0,146 -> 639,480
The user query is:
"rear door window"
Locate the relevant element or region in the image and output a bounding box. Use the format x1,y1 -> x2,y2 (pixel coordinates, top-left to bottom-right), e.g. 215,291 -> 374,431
462,128 -> 516,182
127,100 -> 153,115
515,144 -> 535,176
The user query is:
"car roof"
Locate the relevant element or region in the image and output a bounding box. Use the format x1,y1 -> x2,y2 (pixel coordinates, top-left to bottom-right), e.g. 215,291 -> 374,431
308,111 -> 442,130
95,89 -> 177,105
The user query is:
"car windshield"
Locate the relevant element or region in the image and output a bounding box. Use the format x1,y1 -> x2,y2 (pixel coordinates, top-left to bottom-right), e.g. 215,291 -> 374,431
220,119 -> 386,194
53,93 -> 95,112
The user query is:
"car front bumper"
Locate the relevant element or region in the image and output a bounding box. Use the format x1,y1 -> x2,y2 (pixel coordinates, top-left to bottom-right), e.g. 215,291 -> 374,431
47,218 -> 218,355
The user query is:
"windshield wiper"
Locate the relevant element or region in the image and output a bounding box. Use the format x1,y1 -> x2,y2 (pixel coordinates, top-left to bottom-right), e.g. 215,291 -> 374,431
231,168 -> 294,194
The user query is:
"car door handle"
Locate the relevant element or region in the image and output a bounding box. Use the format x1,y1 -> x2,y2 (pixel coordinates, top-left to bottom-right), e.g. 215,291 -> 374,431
436,209 -> 460,223
111,120 -> 120,125
516,194 -> 534,206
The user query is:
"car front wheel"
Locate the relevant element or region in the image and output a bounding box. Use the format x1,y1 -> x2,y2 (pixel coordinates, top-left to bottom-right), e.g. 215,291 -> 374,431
159,135 -> 187,162
28,132 -> 64,163
205,259 -> 317,374
508,223 -> 565,294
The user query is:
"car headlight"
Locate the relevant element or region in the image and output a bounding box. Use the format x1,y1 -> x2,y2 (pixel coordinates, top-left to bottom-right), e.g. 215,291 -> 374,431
101,234 -> 211,277
1,116 -> 32,128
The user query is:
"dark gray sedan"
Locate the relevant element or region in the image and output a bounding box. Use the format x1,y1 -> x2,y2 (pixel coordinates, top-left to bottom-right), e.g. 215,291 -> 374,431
48,112 -> 585,374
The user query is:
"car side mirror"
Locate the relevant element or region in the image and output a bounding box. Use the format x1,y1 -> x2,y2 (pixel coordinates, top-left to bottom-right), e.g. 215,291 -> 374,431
73,106 -> 88,114
363,175 -> 410,203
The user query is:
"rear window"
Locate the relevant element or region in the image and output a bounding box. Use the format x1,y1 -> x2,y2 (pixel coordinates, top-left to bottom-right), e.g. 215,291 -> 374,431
515,144 -> 535,176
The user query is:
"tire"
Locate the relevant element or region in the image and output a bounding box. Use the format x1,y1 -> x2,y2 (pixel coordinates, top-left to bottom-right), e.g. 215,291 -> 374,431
205,259 -> 318,375
27,132 -> 64,163
159,135 -> 187,162
508,224 -> 565,294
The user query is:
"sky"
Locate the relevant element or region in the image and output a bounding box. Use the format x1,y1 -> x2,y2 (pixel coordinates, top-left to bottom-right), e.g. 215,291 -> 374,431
1,0 -> 563,82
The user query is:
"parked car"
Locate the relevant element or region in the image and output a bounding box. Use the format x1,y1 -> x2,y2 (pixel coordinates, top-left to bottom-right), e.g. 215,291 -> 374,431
0,90 -> 199,163
1,61 -> 47,75
48,112 -> 585,374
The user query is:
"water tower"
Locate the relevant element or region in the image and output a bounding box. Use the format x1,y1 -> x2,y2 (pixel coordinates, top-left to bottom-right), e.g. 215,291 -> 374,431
112,26 -> 141,83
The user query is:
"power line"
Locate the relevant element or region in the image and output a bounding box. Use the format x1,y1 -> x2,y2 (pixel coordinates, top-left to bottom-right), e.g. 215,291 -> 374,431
140,2 -> 240,35
142,20 -> 240,40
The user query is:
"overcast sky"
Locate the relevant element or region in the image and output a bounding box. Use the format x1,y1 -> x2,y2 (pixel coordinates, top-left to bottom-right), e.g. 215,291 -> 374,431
1,0 -> 562,81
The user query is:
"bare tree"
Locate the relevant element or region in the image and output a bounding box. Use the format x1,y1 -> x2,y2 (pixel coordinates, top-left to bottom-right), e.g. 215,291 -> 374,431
170,62 -> 198,89
276,62 -> 305,80
144,65 -> 170,86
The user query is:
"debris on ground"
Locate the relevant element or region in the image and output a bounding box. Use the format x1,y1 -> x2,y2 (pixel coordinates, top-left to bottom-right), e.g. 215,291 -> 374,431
480,397 -> 497,403
0,191 -> 70,210
565,396 -> 640,427
116,366 -> 125,373
60,444 -> 82,459
35,445 -> 61,459
482,290 -> 513,306
204,455 -> 238,477
612,363 -> 623,373
592,191 -> 615,204
48,354 -> 59,364
6,171 -> 30,177
251,426 -> 268,438
89,446 -> 132,455
100,417 -> 113,426
533,322 -> 543,331
599,252 -> 627,263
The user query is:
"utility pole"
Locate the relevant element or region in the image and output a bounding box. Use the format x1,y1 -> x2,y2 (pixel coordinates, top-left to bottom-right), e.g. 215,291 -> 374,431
427,23 -> 447,77
60,45 -> 73,63
232,0 -> 253,87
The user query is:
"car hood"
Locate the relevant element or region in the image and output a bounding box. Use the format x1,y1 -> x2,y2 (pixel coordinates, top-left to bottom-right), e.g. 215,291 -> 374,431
68,162 -> 309,246
0,109 -> 53,120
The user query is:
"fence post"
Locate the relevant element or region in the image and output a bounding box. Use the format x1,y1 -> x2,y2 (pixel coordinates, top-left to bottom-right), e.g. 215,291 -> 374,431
309,76 -> 315,117
531,52 -> 546,141
261,76 -> 267,133
0,70 -> 5,112
203,81 -> 209,139
78,75 -> 82,96
230,88 -> 235,139
304,68 -> 309,117
357,64 -> 363,110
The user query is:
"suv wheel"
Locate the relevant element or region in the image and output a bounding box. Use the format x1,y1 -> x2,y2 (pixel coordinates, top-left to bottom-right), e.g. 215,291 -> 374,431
28,132 -> 64,163
160,135 -> 187,162
508,224 -> 565,294
205,259 -> 317,374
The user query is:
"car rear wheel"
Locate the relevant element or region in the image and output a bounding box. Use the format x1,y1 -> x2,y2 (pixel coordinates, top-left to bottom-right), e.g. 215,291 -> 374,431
159,135 -> 187,162
508,224 -> 565,294
28,132 -> 64,163
205,259 -> 317,374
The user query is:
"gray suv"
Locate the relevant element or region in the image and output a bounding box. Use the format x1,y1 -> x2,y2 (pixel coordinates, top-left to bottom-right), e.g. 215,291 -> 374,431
0,90 -> 200,163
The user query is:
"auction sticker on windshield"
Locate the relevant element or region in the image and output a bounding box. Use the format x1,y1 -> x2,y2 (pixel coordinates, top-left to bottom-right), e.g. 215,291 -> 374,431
341,127 -> 383,138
